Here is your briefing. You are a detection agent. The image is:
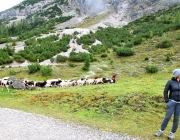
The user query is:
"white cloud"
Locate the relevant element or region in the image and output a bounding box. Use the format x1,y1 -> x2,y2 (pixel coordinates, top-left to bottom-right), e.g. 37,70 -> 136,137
0,0 -> 24,12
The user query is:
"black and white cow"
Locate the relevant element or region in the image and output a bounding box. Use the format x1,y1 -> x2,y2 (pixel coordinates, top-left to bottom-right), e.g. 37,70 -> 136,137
23,80 -> 35,86
45,79 -> 62,88
1,77 -> 12,92
35,81 -> 47,88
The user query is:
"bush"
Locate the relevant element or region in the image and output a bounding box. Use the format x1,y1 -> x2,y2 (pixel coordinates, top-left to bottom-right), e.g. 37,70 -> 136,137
68,63 -> 76,67
145,65 -> 158,73
124,42 -> 134,48
166,55 -> 171,62
50,57 -> 54,63
28,63 -> 41,74
12,42 -> 16,46
88,45 -> 107,54
69,52 -> 92,62
0,46 -> 14,65
17,35 -> 71,62
76,34 -> 96,45
156,40 -> 172,48
13,54 -> 25,63
176,35 -> 180,40
101,54 -> 108,58
82,55 -> 90,71
56,55 -> 68,63
1,65 -> 5,68
116,47 -> 135,56
144,57 -> 149,61
134,37 -> 142,45
40,65 -> 52,76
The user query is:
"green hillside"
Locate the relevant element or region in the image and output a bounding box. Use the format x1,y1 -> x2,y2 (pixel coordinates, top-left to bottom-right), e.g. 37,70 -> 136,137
1,3 -> 180,66
0,3 -> 180,140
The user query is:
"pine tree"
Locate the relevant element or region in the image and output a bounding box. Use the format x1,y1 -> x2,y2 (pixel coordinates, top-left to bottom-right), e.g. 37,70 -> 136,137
82,54 -> 90,71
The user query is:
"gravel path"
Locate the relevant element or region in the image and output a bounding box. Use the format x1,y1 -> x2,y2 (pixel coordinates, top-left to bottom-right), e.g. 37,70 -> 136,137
0,108 -> 140,140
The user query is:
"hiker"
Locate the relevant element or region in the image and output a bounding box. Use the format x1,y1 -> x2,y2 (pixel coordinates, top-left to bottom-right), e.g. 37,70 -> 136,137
155,69 -> 180,139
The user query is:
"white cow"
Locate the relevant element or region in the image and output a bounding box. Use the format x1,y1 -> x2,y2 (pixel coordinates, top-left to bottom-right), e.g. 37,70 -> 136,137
94,78 -> 103,84
76,78 -> 86,86
68,80 -> 77,87
86,79 -> 95,85
59,80 -> 70,87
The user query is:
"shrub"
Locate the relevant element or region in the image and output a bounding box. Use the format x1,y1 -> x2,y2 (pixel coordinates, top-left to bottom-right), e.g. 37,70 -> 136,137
40,65 -> 52,76
50,57 -> 54,63
13,54 -> 25,63
176,35 -> 180,40
1,65 -> 5,68
28,63 -> 41,74
166,55 -> 171,62
88,45 -> 107,54
56,55 -> 68,63
124,42 -> 134,48
156,40 -> 172,48
12,42 -> 16,46
101,54 -> 108,58
116,47 -> 135,56
134,37 -> 142,45
145,65 -> 158,73
144,57 -> 149,61
76,34 -> 96,45
68,63 -> 76,67
18,35 -> 70,62
69,52 -> 93,62
73,31 -> 79,35
82,55 -> 90,71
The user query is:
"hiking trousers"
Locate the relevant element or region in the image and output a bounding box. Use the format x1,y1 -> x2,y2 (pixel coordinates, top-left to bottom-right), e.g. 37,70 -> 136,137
161,100 -> 180,133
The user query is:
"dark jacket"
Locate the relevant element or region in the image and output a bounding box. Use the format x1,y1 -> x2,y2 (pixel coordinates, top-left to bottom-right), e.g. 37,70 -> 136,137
164,77 -> 180,102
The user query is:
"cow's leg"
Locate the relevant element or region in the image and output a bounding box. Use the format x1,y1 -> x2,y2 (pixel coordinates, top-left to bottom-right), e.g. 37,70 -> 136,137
2,84 -> 4,92
5,85 -> 9,92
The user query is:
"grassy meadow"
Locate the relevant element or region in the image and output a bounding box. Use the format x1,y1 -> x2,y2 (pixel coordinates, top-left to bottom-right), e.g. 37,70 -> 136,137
0,71 -> 178,139
1,28 -> 180,139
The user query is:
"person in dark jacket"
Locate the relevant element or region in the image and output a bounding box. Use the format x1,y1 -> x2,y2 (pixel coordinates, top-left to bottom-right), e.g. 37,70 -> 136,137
155,69 -> 180,139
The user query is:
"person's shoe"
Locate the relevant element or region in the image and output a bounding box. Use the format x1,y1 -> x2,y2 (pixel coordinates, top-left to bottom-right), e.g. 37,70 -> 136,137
168,132 -> 175,139
155,130 -> 164,137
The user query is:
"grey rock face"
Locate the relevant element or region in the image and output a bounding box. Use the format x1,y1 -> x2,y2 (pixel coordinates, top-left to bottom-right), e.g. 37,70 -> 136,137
12,80 -> 26,90
0,0 -> 180,27
72,0 -> 107,15
8,76 -> 25,90
71,0 -> 180,23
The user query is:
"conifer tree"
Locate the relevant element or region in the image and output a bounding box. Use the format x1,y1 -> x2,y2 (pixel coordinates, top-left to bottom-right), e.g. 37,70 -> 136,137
82,54 -> 90,71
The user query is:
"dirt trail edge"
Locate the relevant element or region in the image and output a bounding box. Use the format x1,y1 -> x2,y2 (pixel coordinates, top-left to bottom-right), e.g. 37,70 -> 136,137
0,107 -> 140,140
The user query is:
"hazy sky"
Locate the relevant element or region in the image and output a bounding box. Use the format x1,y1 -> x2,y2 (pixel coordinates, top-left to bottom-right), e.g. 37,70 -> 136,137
0,0 -> 24,12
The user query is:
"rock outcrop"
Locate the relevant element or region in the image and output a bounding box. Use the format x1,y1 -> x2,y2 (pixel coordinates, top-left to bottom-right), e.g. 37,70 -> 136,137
8,76 -> 26,90
0,0 -> 180,28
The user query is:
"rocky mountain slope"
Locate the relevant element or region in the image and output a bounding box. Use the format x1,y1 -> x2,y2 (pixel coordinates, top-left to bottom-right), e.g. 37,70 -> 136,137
0,0 -> 180,29
0,0 -> 180,68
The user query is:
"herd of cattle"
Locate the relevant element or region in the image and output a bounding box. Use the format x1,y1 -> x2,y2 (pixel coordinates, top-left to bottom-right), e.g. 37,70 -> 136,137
0,74 -> 117,92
